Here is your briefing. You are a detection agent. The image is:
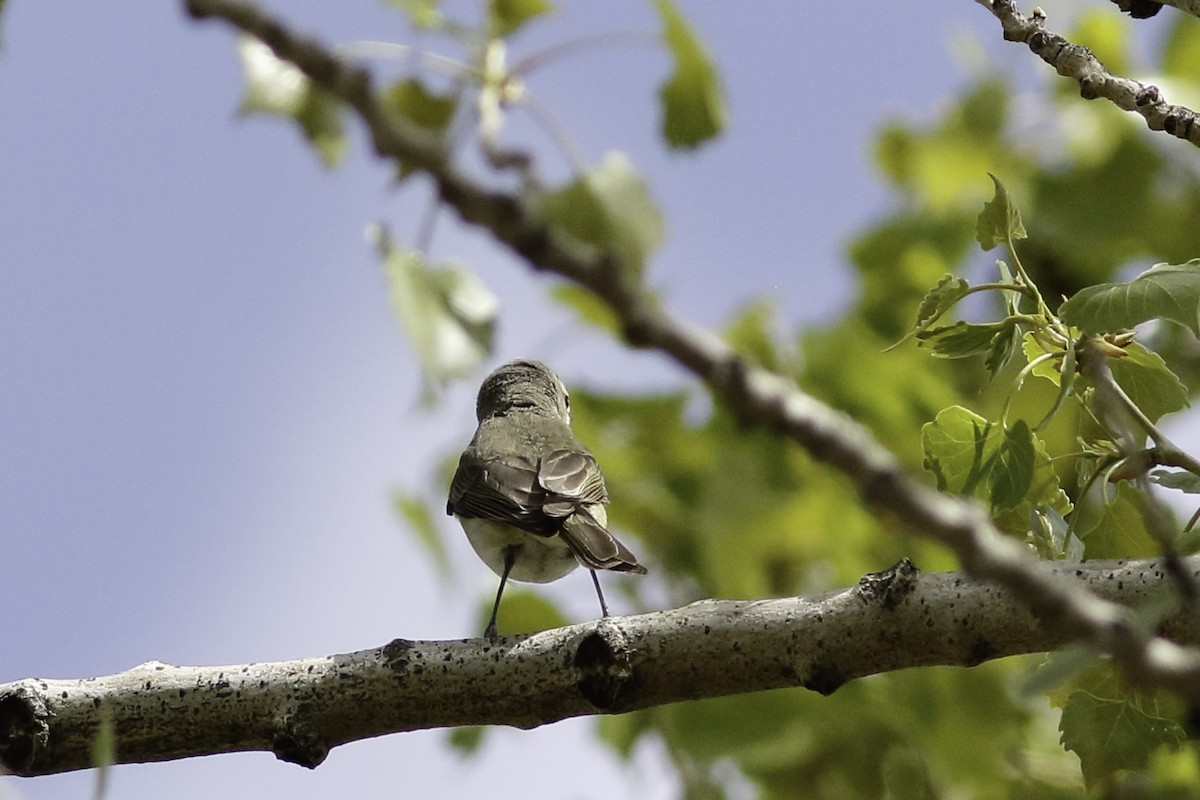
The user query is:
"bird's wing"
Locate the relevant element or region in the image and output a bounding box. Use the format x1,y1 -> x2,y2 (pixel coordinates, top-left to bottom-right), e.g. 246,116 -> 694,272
538,449 -> 608,516
447,453 -> 557,535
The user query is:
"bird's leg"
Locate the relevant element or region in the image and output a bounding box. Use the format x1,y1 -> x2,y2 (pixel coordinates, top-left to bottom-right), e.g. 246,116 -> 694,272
590,569 -> 610,618
485,546 -> 518,640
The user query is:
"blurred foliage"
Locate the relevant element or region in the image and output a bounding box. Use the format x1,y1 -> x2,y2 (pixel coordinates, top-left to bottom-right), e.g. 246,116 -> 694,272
305,2 -> 1200,798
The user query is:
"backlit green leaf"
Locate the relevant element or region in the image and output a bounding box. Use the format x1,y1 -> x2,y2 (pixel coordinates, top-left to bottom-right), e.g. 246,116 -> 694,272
1059,259 -> 1200,337
373,226 -> 496,389
975,174 -> 1027,250
922,406 -> 1069,530
914,274 -> 971,331
916,320 -> 1017,370
383,0 -> 443,28
984,320 -> 1022,378
393,492 -> 449,575
1072,482 -> 1158,559
653,0 -> 725,149
446,725 -> 487,755
992,420 -> 1035,512
1021,332 -> 1067,386
237,37 -> 347,167
550,284 -> 621,336
480,588 -> 569,636
1150,469 -> 1200,494
488,0 -> 554,37
1163,12 -> 1200,77
381,78 -> 457,133
1059,691 -> 1184,786
1107,341 -> 1189,424
887,274 -> 973,353
540,152 -> 662,279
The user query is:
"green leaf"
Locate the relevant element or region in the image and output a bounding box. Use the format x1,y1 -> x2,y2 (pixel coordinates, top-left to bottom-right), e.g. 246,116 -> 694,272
1059,259 -> 1200,337
446,725 -> 487,755
487,0 -> 554,37
1163,11 -> 1200,77
550,284 -> 621,336
1059,691 -> 1185,787
996,260 -> 1022,317
916,320 -> 1015,365
886,274 -> 972,353
881,747 -> 938,800
373,226 -> 497,388
984,320 -> 1021,378
479,588 -> 569,636
381,79 -> 457,133
975,174 -> 1027,251
383,0 -> 443,28
597,712 -> 651,759
1149,469 -> 1200,494
393,492 -> 449,575
921,407 -> 1009,503
914,274 -> 971,331
991,420 -> 1035,512
922,406 -> 1069,530
1021,332 -> 1067,387
1107,341 -> 1189,424
724,302 -> 786,372
653,0 -> 726,149
237,37 -> 347,168
539,152 -> 662,279
1028,507 -> 1084,560
1072,481 -> 1159,559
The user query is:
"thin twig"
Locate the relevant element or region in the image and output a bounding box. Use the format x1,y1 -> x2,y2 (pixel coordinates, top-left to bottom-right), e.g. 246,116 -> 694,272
976,0 -> 1200,149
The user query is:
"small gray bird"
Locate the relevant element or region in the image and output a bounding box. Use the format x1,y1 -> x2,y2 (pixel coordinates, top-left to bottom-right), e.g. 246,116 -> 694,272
447,359 -> 646,639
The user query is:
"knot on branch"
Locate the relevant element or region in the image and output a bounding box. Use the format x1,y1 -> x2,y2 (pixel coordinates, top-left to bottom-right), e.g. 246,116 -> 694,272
380,638 -> 417,674
0,683 -> 49,776
572,623 -> 639,711
272,713 -> 330,769
856,559 -> 920,610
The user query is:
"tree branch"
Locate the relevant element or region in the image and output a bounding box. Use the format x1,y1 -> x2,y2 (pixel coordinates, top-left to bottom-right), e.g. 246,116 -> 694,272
976,0 -> 1200,149
4,557 -> 1198,777
1130,0 -> 1200,18
180,0 -> 1200,704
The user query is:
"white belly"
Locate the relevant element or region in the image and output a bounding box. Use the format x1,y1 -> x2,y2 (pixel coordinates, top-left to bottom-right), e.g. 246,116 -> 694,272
458,518 -> 579,583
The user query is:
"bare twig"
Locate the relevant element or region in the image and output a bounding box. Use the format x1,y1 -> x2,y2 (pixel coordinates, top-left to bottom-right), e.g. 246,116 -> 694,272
3,558 -> 1198,776
180,0 -> 1200,703
976,0 -> 1200,149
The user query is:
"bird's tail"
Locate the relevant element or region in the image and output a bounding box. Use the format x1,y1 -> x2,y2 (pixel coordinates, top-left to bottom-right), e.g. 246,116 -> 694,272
560,507 -> 647,574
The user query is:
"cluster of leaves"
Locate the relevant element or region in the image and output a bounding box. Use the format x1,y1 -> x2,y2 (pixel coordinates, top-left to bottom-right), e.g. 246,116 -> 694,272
227,1 -> 1200,798
236,0 -> 721,391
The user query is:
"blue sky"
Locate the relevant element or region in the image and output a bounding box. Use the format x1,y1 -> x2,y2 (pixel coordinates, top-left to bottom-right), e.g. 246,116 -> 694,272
1,2 -> 1022,798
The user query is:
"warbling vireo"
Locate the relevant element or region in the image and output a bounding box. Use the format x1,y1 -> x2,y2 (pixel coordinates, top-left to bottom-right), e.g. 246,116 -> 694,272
447,359 -> 646,639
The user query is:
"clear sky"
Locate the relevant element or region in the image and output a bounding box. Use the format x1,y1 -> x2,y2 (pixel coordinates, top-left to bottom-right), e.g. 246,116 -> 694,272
1,2 -> 1027,798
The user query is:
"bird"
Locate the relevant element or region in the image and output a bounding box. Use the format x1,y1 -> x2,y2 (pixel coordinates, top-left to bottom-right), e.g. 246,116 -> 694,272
447,359 -> 646,639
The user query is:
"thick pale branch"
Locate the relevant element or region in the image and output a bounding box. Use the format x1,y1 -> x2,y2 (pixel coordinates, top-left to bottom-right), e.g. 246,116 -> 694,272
4,558 -> 1197,777
977,0 -> 1200,149
180,0 -> 1200,703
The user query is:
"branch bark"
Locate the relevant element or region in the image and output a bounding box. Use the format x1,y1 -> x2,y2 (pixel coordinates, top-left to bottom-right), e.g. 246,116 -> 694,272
977,0 -> 1200,149
4,557 -> 1197,777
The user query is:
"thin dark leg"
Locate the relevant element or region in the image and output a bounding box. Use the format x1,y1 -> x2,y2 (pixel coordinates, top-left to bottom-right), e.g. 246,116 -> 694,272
590,569 -> 610,618
485,547 -> 517,640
